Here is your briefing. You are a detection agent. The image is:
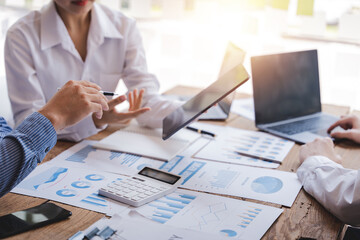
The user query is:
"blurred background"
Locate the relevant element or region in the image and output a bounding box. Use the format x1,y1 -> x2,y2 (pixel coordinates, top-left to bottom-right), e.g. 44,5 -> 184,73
1,0 -> 360,125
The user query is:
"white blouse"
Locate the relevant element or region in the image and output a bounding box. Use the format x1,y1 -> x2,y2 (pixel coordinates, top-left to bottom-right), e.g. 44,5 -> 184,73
5,1 -> 180,141
297,155 -> 360,226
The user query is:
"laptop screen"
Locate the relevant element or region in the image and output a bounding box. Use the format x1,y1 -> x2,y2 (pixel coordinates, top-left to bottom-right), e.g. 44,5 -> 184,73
251,50 -> 321,125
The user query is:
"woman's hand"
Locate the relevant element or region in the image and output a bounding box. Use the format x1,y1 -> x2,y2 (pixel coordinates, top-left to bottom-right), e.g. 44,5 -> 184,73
327,115 -> 360,144
93,89 -> 150,128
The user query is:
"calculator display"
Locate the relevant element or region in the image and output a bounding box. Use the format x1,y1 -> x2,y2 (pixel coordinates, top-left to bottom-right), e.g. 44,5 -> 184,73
139,167 -> 181,185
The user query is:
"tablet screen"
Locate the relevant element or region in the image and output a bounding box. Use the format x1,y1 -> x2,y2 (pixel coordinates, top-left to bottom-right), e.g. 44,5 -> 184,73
162,63 -> 249,140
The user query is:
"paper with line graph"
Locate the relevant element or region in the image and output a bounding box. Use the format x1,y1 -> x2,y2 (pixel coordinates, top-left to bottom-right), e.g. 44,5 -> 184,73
11,162 -> 128,215
136,189 -> 283,240
49,140 -> 164,175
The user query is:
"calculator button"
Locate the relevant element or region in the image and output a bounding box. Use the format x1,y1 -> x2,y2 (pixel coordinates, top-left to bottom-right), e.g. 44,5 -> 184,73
124,192 -> 138,198
138,194 -> 147,198
131,196 -> 141,201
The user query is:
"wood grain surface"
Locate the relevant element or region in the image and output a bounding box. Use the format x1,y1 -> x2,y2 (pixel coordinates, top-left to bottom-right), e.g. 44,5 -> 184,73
0,85 -> 353,240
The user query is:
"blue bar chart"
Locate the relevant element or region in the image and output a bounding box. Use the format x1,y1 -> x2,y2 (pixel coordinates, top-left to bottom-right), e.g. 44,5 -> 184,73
178,161 -> 206,185
210,169 -> 239,189
141,192 -> 197,224
136,189 -> 283,240
238,206 -> 262,228
66,145 -> 97,163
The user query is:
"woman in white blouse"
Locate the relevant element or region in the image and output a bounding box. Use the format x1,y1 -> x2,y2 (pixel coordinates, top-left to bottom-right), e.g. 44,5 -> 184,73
297,115 -> 360,226
5,0 -> 181,141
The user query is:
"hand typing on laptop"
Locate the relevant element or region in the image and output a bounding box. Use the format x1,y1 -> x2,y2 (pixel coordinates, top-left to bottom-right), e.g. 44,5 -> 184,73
327,115 -> 360,144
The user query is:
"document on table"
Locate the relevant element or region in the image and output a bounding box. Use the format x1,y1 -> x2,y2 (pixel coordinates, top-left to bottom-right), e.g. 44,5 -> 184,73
49,139 -> 301,206
193,123 -> 294,165
92,124 -> 199,161
230,98 -> 255,120
49,140 -> 166,175
159,155 -> 302,207
81,213 -> 226,240
136,189 -> 283,240
49,136 -> 213,175
11,162 -> 128,216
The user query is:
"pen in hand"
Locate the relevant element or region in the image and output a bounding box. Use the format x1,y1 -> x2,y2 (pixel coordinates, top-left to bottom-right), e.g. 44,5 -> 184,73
99,91 -> 119,96
57,88 -> 119,96
186,126 -> 216,137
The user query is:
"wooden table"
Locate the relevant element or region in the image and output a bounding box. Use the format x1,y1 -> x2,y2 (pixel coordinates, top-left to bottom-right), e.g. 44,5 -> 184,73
0,85 -> 355,240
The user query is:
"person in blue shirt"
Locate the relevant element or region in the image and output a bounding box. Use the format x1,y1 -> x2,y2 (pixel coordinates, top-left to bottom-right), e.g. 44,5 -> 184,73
0,80 -> 143,197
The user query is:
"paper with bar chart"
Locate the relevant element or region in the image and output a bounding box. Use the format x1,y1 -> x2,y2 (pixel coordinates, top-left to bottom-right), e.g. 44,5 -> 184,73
83,214 -> 227,240
159,156 -> 301,207
136,189 -> 283,240
192,122 -> 294,167
46,139 -> 300,206
50,140 -> 165,175
11,162 -> 128,215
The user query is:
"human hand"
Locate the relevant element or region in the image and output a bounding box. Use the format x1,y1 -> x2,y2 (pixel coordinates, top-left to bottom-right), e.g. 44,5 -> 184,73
327,115 -> 360,144
38,80 -> 109,131
299,138 -> 342,164
93,88 -> 151,128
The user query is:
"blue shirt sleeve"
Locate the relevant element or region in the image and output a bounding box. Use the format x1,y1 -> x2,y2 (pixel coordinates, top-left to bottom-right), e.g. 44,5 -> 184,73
0,112 -> 57,197
0,117 -> 13,138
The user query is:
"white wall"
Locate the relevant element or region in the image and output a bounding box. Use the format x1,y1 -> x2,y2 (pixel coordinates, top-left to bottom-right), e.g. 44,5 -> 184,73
0,7 -> 27,127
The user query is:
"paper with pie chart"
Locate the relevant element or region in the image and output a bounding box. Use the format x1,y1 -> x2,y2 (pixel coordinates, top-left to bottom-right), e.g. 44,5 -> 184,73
158,156 -> 301,207
136,189 -> 283,240
11,162 -> 128,215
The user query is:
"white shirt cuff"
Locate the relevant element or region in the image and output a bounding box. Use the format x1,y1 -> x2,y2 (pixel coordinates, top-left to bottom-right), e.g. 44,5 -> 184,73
297,155 -> 343,185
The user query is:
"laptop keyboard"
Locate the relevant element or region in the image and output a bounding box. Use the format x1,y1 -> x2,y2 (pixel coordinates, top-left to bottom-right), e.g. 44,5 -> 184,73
268,115 -> 336,135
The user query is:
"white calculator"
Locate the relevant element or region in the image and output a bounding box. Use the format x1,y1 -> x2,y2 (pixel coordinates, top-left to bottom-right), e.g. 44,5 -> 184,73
99,167 -> 182,207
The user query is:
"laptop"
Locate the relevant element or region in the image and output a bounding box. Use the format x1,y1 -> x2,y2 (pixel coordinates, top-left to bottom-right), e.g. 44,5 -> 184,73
166,42 -> 246,121
251,49 -> 339,144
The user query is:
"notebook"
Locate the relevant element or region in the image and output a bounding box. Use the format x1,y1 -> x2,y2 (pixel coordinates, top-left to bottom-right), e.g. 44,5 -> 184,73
92,124 -> 200,161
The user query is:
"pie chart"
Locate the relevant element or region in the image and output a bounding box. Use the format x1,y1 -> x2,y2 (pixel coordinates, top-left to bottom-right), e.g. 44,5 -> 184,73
56,189 -> 77,197
220,229 -> 237,237
71,181 -> 91,189
251,176 -> 283,194
85,174 -> 105,181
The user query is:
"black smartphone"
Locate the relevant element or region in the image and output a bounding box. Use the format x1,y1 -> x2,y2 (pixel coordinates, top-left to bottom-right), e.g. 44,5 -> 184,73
0,202 -> 72,238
